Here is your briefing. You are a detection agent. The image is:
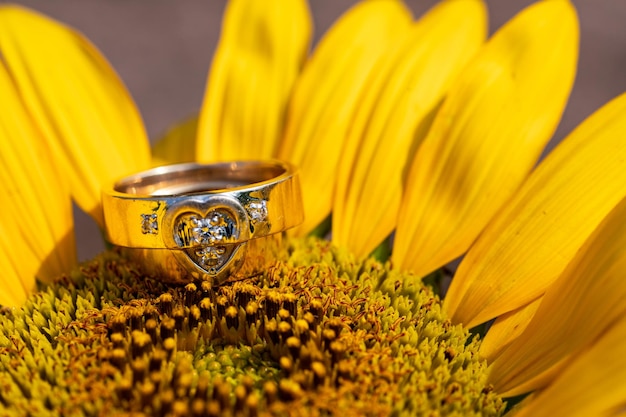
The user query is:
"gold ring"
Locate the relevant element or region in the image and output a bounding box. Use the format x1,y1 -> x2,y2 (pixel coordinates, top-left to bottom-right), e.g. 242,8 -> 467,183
102,160 -> 303,285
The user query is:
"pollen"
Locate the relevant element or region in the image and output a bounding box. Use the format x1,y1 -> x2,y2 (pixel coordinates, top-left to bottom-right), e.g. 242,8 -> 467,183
0,237 -> 505,416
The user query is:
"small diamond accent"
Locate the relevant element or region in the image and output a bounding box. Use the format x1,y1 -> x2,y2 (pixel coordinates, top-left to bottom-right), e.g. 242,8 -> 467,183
190,212 -> 229,244
195,246 -> 227,268
246,200 -> 268,224
141,213 -> 158,235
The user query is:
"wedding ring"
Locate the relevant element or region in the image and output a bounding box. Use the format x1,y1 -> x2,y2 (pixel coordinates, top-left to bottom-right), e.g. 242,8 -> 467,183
102,161 -> 303,285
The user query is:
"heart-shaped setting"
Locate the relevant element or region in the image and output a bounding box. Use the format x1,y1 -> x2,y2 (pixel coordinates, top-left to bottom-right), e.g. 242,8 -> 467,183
162,196 -> 251,282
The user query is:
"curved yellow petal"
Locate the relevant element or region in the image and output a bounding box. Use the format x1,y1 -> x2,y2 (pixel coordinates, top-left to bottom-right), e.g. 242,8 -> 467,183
0,6 -> 150,227
393,0 -> 578,278
0,63 -> 75,305
479,298 -> 541,362
197,0 -> 311,162
445,91 -> 626,328
332,0 -> 487,257
0,220 -> 35,306
151,116 -> 199,167
511,315 -> 626,417
488,194 -> 626,396
278,0 -> 413,236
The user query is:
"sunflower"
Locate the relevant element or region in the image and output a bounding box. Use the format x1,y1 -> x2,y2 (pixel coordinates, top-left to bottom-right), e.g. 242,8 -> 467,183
0,0 -> 625,416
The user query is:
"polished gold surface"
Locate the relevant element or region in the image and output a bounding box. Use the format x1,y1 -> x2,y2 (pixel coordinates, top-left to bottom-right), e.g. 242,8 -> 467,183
102,160 -> 303,284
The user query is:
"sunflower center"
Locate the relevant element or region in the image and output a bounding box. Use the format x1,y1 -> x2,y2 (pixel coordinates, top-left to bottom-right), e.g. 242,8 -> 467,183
0,237 -> 505,416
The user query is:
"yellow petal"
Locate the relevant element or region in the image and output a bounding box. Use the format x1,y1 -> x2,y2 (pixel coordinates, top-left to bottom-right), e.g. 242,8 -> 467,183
393,0 -> 578,278
278,0 -> 413,236
332,0 -> 487,257
196,0 -> 311,162
511,315 -> 626,417
0,62 -> 75,305
151,116 -> 199,167
488,194 -> 626,396
445,91 -> 626,328
0,221 -> 35,306
0,6 -> 150,227
479,298 -> 541,362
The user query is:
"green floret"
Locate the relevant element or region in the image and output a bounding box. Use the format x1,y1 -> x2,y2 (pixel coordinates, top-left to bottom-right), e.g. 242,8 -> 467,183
0,237 -> 505,416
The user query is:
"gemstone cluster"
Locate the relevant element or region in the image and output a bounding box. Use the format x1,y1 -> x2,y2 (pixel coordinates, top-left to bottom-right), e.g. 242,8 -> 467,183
194,245 -> 227,268
190,212 -> 231,245
245,200 -> 268,224
140,213 -> 158,235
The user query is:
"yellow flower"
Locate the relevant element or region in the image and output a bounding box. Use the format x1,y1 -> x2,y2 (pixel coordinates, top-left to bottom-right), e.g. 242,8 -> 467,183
1,0 -> 625,416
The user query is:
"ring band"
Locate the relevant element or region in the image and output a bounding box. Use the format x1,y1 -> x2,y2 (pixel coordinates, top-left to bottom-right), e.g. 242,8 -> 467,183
102,160 -> 303,285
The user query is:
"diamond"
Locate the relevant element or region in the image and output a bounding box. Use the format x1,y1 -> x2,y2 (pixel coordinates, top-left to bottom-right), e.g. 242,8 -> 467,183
190,212 -> 229,244
141,213 -> 158,235
246,200 -> 267,224
195,245 -> 227,267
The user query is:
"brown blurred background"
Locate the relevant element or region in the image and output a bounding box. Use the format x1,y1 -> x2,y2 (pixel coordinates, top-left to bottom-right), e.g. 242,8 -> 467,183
9,0 -> 626,260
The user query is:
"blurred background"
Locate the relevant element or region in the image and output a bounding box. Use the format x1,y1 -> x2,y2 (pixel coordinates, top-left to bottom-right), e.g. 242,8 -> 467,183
9,0 -> 626,260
